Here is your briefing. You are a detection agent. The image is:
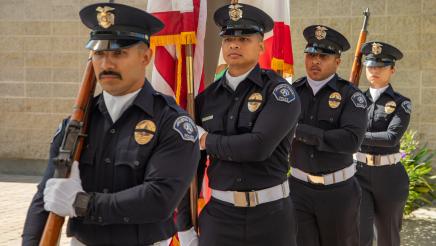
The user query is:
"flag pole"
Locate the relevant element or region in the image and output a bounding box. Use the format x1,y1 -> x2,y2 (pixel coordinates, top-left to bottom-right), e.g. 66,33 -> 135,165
184,35 -> 199,232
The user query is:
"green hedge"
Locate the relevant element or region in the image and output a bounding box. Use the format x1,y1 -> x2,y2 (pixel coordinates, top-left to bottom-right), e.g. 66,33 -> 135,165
400,130 -> 436,215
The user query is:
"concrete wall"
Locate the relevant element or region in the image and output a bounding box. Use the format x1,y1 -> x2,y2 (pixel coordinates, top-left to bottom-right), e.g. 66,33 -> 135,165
0,0 -> 435,173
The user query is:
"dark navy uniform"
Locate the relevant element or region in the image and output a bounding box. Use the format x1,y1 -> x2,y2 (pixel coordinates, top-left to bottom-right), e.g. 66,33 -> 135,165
356,42 -> 410,246
289,25 -> 367,246
22,3 -> 200,245
177,4 -> 301,246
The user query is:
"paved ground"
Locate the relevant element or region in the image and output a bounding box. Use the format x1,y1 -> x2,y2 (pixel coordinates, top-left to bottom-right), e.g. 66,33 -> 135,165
0,174 -> 434,246
0,175 -> 70,246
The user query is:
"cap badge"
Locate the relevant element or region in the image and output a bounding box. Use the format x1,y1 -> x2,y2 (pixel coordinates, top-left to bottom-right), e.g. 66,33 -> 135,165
229,4 -> 243,22
96,6 -> 115,29
315,26 -> 328,40
372,42 -> 383,55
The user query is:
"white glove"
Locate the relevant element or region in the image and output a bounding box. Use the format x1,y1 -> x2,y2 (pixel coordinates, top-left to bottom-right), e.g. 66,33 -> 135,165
197,125 -> 207,150
44,161 -> 84,217
178,227 -> 199,246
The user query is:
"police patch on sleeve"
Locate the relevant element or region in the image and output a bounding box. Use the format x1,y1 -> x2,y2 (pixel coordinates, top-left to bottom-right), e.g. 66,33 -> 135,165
51,121 -> 63,144
173,116 -> 198,142
351,92 -> 367,109
401,100 -> 412,114
273,84 -> 296,103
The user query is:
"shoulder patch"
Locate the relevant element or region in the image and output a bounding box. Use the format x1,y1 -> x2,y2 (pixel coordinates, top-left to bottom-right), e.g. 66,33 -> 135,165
351,91 -> 367,109
51,122 -> 63,144
401,100 -> 412,114
173,116 -> 198,143
273,83 -> 296,103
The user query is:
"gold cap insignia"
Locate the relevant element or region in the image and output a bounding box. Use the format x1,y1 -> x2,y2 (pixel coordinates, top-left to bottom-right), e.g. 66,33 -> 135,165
372,42 -> 383,55
328,92 -> 342,109
384,101 -> 397,114
96,6 -> 115,29
315,26 -> 328,40
229,4 -> 243,22
247,93 -> 263,112
134,120 -> 156,145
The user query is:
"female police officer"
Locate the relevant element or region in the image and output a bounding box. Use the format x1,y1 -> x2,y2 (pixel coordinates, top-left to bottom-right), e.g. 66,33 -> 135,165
354,41 -> 411,246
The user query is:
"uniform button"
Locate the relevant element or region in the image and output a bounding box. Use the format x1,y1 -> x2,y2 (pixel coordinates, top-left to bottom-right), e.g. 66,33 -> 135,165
236,177 -> 242,182
310,154 -> 314,158
133,160 -> 140,166
110,129 -> 116,134
329,117 -> 334,122
310,115 -> 314,120
123,217 -> 130,223
104,158 -> 111,164
234,97 -> 239,101
228,156 -> 232,161
248,122 -> 253,127
98,216 -> 103,223
229,115 -> 234,120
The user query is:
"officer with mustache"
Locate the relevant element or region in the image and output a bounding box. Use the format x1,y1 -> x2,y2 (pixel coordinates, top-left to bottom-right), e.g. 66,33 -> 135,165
22,3 -> 200,245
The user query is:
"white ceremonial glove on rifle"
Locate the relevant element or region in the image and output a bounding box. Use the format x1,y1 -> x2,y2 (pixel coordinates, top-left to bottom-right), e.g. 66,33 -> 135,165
43,161 -> 83,217
178,227 -> 199,246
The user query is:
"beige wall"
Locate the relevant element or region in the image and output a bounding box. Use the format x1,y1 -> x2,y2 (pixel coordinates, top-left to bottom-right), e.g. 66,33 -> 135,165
0,0 -> 435,163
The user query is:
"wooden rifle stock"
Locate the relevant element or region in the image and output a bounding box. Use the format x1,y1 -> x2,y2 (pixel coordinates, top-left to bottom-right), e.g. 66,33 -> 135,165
349,8 -> 370,86
39,57 -> 97,246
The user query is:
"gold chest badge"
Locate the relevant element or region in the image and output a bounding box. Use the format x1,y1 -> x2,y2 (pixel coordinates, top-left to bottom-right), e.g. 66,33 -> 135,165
247,93 -> 263,112
384,101 -> 396,114
96,6 -> 115,29
134,120 -> 156,145
372,42 -> 383,55
228,4 -> 243,22
328,92 -> 342,109
315,26 -> 328,40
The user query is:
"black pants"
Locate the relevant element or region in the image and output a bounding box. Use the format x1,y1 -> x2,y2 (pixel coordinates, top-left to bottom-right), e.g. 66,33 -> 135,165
356,163 -> 409,246
289,177 -> 362,246
198,196 -> 297,246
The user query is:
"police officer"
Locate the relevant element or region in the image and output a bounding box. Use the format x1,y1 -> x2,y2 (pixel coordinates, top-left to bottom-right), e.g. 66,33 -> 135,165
289,25 -> 368,246
176,3 -> 301,246
355,41 -> 410,246
22,3 -> 200,245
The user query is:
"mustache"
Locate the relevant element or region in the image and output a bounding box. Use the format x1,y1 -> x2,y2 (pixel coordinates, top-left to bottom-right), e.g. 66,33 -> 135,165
99,70 -> 122,80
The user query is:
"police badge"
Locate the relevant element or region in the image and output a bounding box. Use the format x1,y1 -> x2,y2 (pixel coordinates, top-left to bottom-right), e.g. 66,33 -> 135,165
134,120 -> 156,145
328,92 -> 342,109
247,93 -> 263,112
96,6 -> 115,29
315,26 -> 328,40
384,101 -> 397,114
372,42 -> 383,55
228,4 -> 243,21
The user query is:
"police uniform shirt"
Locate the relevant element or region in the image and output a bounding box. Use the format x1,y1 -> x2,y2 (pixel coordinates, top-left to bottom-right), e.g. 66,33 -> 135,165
360,84 -> 411,154
198,65 -> 301,191
22,81 -> 200,245
292,74 -> 368,174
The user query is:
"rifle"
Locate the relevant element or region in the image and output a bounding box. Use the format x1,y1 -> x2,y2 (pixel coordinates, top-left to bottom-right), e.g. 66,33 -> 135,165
349,8 -> 370,86
39,57 -> 97,246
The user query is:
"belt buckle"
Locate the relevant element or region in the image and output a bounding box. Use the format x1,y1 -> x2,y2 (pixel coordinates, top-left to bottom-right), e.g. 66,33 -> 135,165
366,154 -> 375,166
307,174 -> 325,185
366,154 -> 380,166
233,191 -> 257,207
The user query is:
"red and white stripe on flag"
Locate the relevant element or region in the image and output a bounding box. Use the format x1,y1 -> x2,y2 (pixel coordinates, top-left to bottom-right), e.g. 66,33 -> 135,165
240,0 -> 294,78
147,0 -> 206,109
